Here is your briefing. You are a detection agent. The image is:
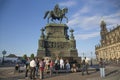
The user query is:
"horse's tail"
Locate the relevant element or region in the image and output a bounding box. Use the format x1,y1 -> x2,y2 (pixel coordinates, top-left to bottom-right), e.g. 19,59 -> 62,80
44,11 -> 49,19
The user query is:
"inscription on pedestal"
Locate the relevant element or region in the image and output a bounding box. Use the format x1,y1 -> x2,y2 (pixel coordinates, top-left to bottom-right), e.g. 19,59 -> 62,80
45,41 -> 70,49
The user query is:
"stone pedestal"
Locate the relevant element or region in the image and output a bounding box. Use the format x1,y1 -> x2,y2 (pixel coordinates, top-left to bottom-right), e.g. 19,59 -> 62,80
37,23 -> 78,58
37,49 -> 46,58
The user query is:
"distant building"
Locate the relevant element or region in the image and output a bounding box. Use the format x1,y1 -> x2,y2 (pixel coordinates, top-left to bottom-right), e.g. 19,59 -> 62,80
95,20 -> 120,61
0,54 -> 20,63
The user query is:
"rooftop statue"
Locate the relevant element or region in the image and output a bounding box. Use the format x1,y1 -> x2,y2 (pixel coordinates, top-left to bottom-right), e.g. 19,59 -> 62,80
44,4 -> 68,23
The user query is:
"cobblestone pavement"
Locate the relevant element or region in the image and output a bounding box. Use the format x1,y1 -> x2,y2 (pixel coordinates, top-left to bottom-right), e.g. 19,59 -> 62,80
0,65 -> 120,80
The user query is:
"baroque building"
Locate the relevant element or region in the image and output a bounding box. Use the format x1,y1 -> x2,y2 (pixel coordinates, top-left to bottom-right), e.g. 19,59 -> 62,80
95,20 -> 120,61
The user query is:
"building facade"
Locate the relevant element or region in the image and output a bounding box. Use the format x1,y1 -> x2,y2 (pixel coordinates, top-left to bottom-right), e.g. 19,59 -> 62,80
95,20 -> 120,61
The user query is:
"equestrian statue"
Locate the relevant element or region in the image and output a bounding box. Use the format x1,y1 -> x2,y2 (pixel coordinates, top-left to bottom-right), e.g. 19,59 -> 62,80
44,4 -> 68,23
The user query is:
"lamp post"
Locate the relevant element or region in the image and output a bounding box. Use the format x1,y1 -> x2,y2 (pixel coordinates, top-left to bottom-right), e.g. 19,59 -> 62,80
83,52 -> 84,59
91,52 -> 93,66
2,50 -> 7,65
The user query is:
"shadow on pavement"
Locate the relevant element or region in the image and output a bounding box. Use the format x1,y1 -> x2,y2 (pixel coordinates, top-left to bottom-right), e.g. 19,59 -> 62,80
105,69 -> 118,77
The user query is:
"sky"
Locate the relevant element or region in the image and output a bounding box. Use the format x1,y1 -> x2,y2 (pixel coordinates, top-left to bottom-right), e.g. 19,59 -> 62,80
0,0 -> 120,58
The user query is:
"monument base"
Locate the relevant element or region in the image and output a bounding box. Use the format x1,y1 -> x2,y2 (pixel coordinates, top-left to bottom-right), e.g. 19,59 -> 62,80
37,23 -> 79,59
69,49 -> 78,57
37,49 -> 46,58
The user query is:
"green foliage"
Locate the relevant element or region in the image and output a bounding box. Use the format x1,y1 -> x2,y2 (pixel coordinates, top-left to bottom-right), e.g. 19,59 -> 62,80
23,54 -> 27,60
30,53 -> 34,59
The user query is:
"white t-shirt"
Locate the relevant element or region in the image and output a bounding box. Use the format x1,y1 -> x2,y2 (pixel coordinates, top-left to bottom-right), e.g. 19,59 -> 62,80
30,60 -> 36,67
60,59 -> 64,64
46,59 -> 49,65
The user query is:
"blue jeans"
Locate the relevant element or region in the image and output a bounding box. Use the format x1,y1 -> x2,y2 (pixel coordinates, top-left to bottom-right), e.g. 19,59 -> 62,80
35,67 -> 38,76
82,65 -> 88,75
100,68 -> 105,77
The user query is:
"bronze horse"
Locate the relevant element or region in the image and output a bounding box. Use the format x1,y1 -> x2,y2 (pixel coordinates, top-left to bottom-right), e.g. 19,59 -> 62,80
44,8 -> 68,23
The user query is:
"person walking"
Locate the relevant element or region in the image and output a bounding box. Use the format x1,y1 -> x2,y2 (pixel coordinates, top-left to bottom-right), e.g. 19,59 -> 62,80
25,58 -> 30,78
14,62 -> 20,74
85,57 -> 89,74
30,58 -> 36,79
49,60 -> 54,76
39,59 -> 45,79
35,58 -> 39,78
45,58 -> 50,73
99,58 -> 105,78
55,57 -> 60,70
81,58 -> 89,75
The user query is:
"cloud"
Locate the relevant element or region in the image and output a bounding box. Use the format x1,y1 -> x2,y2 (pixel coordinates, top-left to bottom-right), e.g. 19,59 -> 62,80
75,32 -> 99,40
79,6 -> 90,14
72,6 -> 90,18
104,11 -> 120,26
66,0 -> 120,40
67,5 -> 100,30
66,0 -> 120,30
59,1 -> 77,7
67,15 -> 101,30
67,10 -> 120,30
67,9 -> 120,40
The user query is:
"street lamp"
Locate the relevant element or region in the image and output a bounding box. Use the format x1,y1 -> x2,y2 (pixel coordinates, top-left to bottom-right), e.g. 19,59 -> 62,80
2,50 -> 7,65
83,52 -> 84,59
91,52 -> 93,66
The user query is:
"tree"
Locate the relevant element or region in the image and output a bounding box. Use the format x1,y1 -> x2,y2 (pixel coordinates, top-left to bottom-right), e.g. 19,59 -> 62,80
7,54 -> 17,57
2,50 -> 7,64
23,54 -> 27,60
30,53 -> 34,59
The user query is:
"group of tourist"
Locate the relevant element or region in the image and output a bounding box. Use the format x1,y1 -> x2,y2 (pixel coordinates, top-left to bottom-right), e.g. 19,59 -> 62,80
23,57 -> 63,79
14,56 -> 106,79
23,57 -> 73,79
54,57 -> 70,71
25,58 -> 45,79
23,57 -> 91,79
